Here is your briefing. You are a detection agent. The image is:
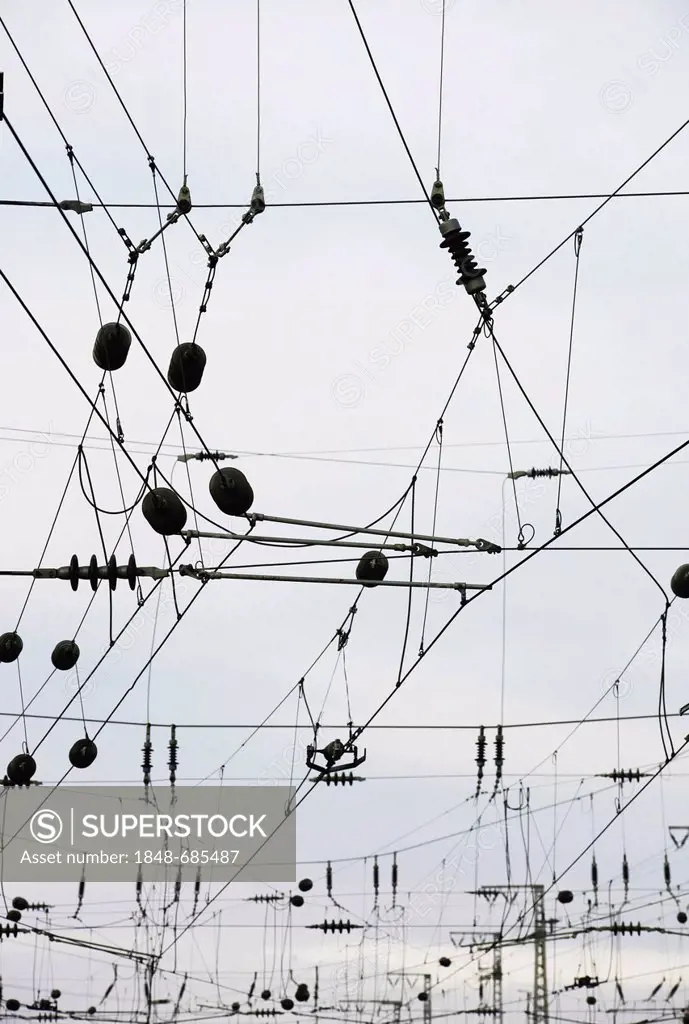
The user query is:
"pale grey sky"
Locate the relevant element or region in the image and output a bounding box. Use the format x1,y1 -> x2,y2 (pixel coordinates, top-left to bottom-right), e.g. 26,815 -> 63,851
2,0 -> 689,1020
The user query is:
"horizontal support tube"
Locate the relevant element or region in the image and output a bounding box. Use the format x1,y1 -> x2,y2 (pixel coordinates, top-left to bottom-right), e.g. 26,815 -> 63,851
178,566 -> 489,591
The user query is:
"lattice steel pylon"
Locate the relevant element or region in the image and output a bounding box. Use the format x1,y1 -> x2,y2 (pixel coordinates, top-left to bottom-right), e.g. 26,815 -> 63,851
532,885 -> 548,1024
478,936 -> 503,1023
473,886 -> 549,1024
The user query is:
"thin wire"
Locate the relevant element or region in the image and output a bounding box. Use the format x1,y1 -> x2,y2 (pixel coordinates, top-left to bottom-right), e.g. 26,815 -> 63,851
183,0 -> 188,181
8,190 -> 689,209
555,228 -> 583,528
346,0 -> 438,221
395,477 -> 416,686
488,321 -> 668,602
256,0 -> 261,178
0,14 -> 125,241
2,114 -> 228,480
65,0 -> 205,247
436,0 -> 446,175
491,336 -> 523,540
491,113 -> 689,310
419,422 -> 443,653
347,429 -> 689,745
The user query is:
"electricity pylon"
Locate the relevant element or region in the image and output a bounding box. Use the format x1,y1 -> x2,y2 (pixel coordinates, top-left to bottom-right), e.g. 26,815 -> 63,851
472,885 -> 549,1024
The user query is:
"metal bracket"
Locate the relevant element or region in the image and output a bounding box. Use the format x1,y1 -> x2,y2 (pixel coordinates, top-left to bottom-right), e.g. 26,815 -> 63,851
306,743 -> 366,776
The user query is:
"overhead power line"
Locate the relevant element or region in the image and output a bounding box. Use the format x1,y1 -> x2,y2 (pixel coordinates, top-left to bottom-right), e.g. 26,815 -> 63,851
2,190 -> 689,210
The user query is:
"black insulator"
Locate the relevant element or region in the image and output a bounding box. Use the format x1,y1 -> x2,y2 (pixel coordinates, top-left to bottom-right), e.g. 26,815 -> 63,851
168,724 -> 178,787
167,343 -> 207,393
93,322 -> 132,372
0,632 -> 23,663
298,878 -> 313,892
281,999 -> 294,1011
356,551 -> 389,587
586,997 -> 597,1006
11,897 -> 28,911
261,991 -> 271,1002
439,957 -> 451,967
439,219 -> 486,295
679,911 -> 688,924
88,554 -> 99,592
665,854 -> 672,889
327,861 -> 333,897
142,487 -> 187,535
50,992 -> 61,1001
232,1004 -> 241,1013
69,738 -> 98,769
295,985 -> 309,1003
7,753 -> 36,785
6,910 -> 20,922
476,727 -> 486,767
69,554 -> 79,591
51,640 -> 80,671
557,890 -> 574,904
127,553 -> 137,590
671,565 -> 689,599
373,857 -> 379,893
107,554 -> 118,591
591,855 -> 598,890
6,1000 -> 20,1012
209,467 -> 254,516
418,993 -> 428,1003
290,894 -> 304,907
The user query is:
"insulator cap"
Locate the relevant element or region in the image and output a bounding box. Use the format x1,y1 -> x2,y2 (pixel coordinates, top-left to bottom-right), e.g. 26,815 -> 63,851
6,1000 -> 20,1012
298,878 -> 313,892
69,738 -> 98,770
7,753 -> 36,785
12,897 -> 28,911
231,1004 -> 241,1013
261,991 -> 271,1001
586,996 -> 596,1006
557,890 -> 573,904
167,343 -> 207,393
209,467 -> 254,516
418,993 -> 428,1002
0,632 -> 23,663
177,185 -> 192,214
295,985 -> 309,1003
51,640 -> 80,672
356,551 -> 388,587
93,323 -> 132,372
290,894 -> 304,907
671,564 -> 689,599
87,1008 -> 96,1016
678,911 -> 688,924
280,1000 -> 294,1012
50,992 -> 61,1001
6,910 -> 20,922
430,179 -> 445,209
439,957 -> 451,967
142,487 -> 187,535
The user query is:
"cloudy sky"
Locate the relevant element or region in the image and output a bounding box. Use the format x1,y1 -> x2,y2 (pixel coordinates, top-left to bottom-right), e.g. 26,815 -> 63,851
2,0 -> 689,1020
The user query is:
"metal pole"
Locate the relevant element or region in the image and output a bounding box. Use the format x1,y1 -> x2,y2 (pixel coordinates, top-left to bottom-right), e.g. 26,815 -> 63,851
179,567 -> 490,592
182,530 -> 436,555
246,512 -> 499,552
